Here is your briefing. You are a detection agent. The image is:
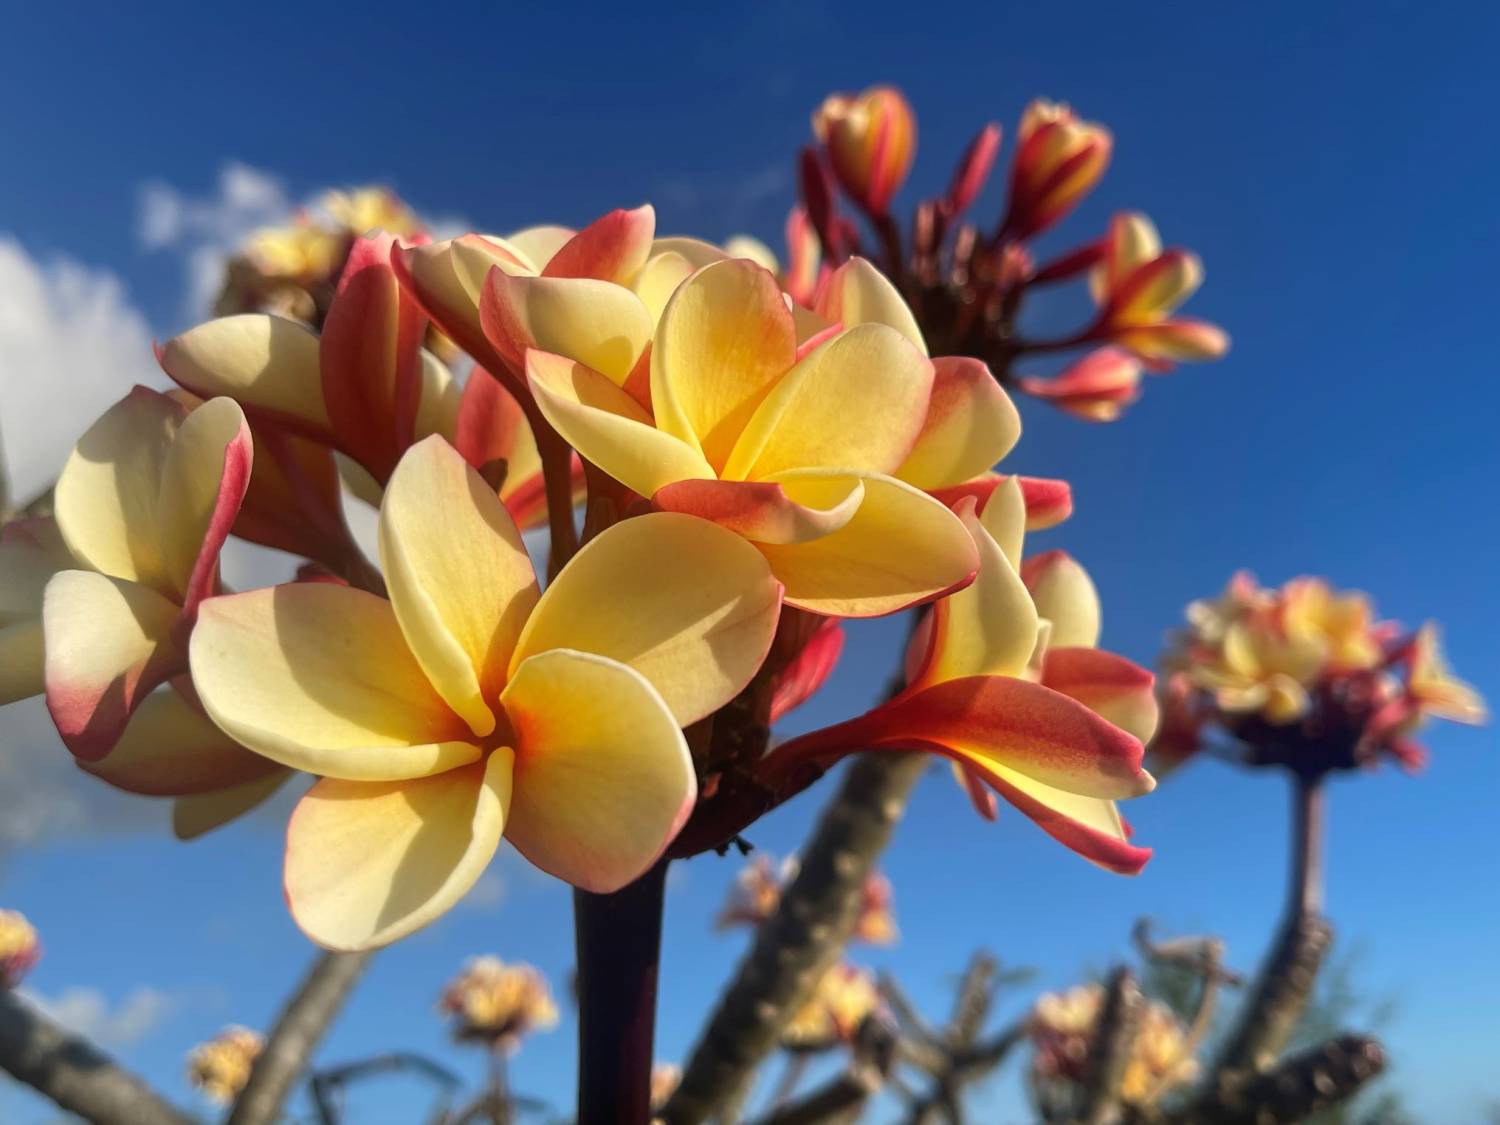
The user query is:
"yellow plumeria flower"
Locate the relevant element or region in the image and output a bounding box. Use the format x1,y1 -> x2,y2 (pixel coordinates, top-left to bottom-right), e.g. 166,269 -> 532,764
782,963 -> 881,1050
439,956 -> 559,1051
0,909 -> 41,989
186,1026 -> 263,1105
525,257 -> 979,617
1408,623 -> 1486,724
323,187 -> 422,239
246,221 -> 343,283
188,435 -> 783,949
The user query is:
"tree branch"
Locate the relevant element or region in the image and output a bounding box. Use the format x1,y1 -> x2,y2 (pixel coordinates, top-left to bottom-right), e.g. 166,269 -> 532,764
0,988 -> 192,1125
1166,1034 -> 1385,1125
662,752 -> 928,1124
1076,967 -> 1142,1125
227,949 -> 371,1125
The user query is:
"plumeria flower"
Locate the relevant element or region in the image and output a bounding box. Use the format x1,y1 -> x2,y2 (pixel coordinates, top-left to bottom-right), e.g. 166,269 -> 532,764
0,909 -> 41,989
186,1026 -> 264,1105
1086,212 -> 1229,365
762,478 -> 1156,874
188,436 -> 783,949
41,388 -> 253,762
524,257 -> 979,617
1002,99 -> 1112,240
782,962 -> 883,1051
811,84 -> 918,216
439,956 -> 559,1052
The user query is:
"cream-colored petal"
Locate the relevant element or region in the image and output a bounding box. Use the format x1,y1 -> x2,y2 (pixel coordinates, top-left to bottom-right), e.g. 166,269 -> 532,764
816,258 -> 926,353
482,272 -> 653,385
189,585 -> 480,781
501,651 -> 694,892
894,356 -> 1020,491
285,752 -> 512,950
378,437 -> 539,736
510,512 -> 782,725
156,397 -> 252,605
54,388 -> 181,589
159,315 -> 331,435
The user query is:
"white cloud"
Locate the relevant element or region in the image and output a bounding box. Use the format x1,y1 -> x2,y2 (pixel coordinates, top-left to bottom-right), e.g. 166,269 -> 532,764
27,986 -> 176,1049
136,163 -> 294,320
0,237 -> 162,505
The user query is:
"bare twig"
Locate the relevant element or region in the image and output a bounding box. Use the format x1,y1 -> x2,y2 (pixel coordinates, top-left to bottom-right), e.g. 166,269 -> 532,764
1167,1034 -> 1385,1125
947,952 -> 999,1050
662,752 -> 929,1124
745,1018 -> 897,1125
309,1051 -> 462,1125
0,988 -> 192,1125
228,949 -> 372,1125
1076,967 -> 1143,1125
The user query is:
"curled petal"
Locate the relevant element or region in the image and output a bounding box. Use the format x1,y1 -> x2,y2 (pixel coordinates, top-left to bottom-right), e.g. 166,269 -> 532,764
650,258 -> 797,472
1019,348 -> 1142,423
756,471 -> 978,618
929,474 -> 1073,530
912,495 -> 1037,687
43,571 -> 182,761
1022,550 -> 1101,648
653,476 -> 863,545
632,250 -> 697,325
541,205 -> 655,285
481,270 -> 654,385
1114,320 -> 1230,363
393,236 -> 535,378
724,323 -> 933,481
510,512 -> 782,726
527,350 -> 714,498
189,585 -> 479,781
814,258 -> 925,353
1105,251 -> 1202,324
78,688 -> 283,797
896,356 -> 1020,491
285,752 -> 512,950
378,437 -> 539,737
1040,647 -> 1159,743
160,315 -> 332,440
54,387 -> 183,591
501,650 -> 695,892
770,618 -> 845,724
506,225 -> 575,270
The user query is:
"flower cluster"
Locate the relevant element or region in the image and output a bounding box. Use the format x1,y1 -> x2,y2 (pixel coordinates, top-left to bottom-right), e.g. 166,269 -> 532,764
1,193 -> 1162,952
781,962 -> 883,1052
438,956 -> 559,1052
715,854 -> 897,945
1028,984 -> 1197,1113
1154,573 -> 1486,779
185,1025 -> 264,1105
799,86 -> 1229,421
214,187 -> 425,326
0,909 -> 41,989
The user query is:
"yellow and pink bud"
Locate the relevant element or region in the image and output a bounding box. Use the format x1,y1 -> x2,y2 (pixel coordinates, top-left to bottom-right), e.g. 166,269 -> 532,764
1019,348 -> 1143,422
812,85 -> 917,216
1003,100 -> 1112,240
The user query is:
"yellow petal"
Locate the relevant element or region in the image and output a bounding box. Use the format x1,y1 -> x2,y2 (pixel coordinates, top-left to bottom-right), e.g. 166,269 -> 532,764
816,258 -> 926,353
632,250 -> 696,324
650,258 -> 797,472
415,350 -> 463,441
506,224 -> 575,270
1024,551 -> 1101,648
527,350 -> 714,498
159,315 -> 332,436
501,651 -> 693,892
189,585 -> 480,781
917,500 -> 1038,685
724,324 -> 933,481
173,771 -> 291,841
756,471 -> 979,617
156,397 -> 251,602
981,476 -> 1027,566
378,437 -> 539,736
894,356 -> 1021,492
510,512 -> 782,725
285,752 -> 512,950
483,272 -> 653,385
54,388 -> 181,590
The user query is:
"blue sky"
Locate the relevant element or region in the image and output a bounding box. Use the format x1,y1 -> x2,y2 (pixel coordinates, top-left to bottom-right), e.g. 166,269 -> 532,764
2,0 -> 1497,1120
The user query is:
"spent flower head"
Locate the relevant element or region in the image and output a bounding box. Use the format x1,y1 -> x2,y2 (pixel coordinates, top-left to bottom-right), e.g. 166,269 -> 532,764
0,910 -> 41,989
438,956 -> 559,1052
186,1025 -> 263,1105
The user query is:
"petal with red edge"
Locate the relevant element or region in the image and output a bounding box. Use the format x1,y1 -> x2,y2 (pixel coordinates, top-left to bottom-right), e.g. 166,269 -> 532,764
542,205 -> 655,285
157,397 -> 252,612
652,476 -> 862,545
501,650 -> 694,893
1040,647 -> 1159,743
896,356 -> 1020,493
481,271 -> 653,386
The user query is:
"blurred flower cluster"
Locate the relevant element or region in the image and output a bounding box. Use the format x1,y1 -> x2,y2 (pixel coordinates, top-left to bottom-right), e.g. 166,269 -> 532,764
1154,572 -> 1486,779
185,1025 -> 264,1105
781,962 -> 883,1052
438,956 -> 559,1053
0,909 -> 41,989
716,854 -> 897,945
1028,983 -> 1197,1115
796,86 -> 1229,422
